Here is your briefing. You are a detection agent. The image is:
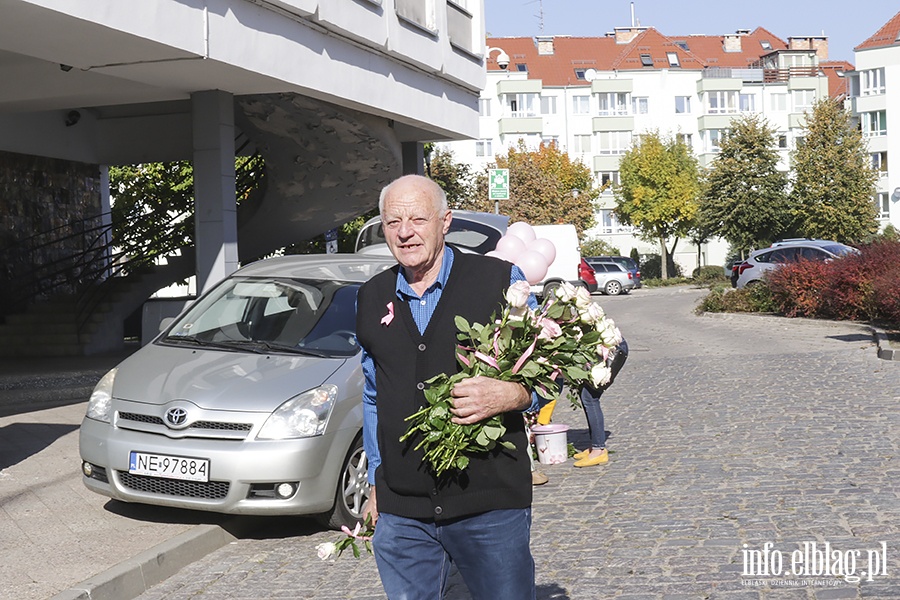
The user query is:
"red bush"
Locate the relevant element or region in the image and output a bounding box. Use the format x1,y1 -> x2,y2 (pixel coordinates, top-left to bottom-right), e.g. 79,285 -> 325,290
764,240 -> 900,327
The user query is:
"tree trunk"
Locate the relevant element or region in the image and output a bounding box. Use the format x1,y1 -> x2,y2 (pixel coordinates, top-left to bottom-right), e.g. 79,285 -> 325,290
659,237 -> 668,279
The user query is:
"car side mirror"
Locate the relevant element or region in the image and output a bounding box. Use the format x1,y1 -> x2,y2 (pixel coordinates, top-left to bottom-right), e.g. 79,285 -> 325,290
158,317 -> 175,332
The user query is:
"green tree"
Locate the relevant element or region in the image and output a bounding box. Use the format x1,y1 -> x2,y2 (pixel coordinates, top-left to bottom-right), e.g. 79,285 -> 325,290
109,155 -> 265,268
700,114 -> 789,254
614,131 -> 700,278
789,98 -> 878,242
469,141 -> 598,235
426,146 -> 476,208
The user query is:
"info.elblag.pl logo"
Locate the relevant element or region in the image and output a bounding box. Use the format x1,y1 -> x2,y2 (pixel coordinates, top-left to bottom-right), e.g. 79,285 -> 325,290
742,541 -> 888,584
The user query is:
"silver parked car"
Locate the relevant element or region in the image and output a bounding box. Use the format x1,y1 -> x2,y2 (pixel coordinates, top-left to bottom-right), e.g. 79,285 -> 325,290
734,239 -> 857,289
584,260 -> 636,295
79,254 -> 396,528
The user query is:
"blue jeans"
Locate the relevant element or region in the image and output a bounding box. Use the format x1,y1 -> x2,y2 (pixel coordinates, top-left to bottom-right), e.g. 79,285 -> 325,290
372,509 -> 536,600
580,385 -> 606,449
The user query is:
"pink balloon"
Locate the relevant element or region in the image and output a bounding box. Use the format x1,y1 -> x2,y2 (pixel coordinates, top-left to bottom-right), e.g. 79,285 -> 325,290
507,222 -> 537,244
495,234 -> 526,259
528,238 -> 556,265
486,250 -> 512,262
516,250 -> 549,284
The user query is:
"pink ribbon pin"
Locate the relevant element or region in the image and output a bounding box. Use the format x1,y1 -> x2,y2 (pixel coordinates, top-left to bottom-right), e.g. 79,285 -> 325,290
380,301 -> 394,326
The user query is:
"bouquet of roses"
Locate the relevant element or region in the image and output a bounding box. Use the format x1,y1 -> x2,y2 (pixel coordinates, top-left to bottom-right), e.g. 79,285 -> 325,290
400,280 -> 623,476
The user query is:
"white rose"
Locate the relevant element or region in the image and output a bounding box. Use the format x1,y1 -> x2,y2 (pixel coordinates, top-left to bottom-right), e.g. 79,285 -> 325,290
580,302 -> 605,325
505,280 -> 532,308
554,281 -> 577,302
316,542 -> 338,560
574,286 -> 592,308
590,363 -> 612,388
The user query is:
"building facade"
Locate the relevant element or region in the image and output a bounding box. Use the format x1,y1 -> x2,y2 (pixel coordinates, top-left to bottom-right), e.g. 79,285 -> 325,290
849,10 -> 900,233
438,25 -> 850,273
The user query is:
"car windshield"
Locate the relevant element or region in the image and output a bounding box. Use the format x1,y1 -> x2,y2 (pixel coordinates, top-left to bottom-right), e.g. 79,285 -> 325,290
161,276 -> 361,358
356,214 -> 505,254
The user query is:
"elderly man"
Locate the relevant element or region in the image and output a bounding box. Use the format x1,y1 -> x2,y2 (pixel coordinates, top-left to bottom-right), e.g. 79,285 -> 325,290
355,174 -> 537,600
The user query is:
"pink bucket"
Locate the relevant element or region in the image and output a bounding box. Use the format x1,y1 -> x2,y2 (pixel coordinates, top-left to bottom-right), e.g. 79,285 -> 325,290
532,424 -> 569,465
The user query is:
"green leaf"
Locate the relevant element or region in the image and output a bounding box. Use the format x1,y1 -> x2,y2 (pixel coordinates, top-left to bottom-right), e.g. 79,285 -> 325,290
455,455 -> 470,470
499,440 -> 517,450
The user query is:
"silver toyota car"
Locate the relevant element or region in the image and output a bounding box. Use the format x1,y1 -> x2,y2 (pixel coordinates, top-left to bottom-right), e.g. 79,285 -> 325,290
79,254 -> 395,528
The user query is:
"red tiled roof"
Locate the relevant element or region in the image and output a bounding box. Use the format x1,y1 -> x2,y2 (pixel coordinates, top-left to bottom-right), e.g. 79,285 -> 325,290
819,60 -> 855,99
855,10 -> 900,51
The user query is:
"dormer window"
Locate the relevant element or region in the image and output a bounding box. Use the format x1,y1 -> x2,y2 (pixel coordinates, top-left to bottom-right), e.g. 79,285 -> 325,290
640,54 -> 653,67
760,40 -> 772,50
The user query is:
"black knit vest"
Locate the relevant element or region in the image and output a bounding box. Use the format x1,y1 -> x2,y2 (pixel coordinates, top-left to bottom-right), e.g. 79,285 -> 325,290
356,247 -> 532,521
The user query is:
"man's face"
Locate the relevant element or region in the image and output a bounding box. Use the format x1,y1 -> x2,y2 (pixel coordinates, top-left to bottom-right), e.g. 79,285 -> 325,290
381,181 -> 451,276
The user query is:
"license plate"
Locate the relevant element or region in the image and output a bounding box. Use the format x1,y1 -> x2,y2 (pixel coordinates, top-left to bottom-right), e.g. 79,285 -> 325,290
129,451 -> 210,483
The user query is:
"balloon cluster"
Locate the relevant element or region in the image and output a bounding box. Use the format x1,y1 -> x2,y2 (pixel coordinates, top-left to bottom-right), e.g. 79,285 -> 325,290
486,222 -> 556,284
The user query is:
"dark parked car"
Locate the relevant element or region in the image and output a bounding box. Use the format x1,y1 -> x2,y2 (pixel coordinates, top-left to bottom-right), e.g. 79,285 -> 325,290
586,256 -> 641,289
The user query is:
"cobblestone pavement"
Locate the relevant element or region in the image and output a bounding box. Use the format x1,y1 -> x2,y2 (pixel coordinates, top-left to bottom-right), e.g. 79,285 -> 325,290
135,286 -> 900,600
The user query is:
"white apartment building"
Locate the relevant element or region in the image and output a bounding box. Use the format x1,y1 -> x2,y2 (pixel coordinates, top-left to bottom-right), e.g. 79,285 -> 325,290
438,25 -> 846,273
849,10 -> 900,232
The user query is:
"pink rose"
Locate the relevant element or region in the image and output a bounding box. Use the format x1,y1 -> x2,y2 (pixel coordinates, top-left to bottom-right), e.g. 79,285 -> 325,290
538,317 -> 563,340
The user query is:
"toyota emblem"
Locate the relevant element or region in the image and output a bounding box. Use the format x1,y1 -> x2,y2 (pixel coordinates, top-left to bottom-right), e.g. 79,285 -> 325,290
165,407 -> 189,428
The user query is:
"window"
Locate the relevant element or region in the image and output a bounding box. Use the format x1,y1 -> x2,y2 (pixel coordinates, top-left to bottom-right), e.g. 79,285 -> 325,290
396,0 -> 436,31
632,96 -> 649,114
597,92 -> 630,116
707,91 -> 738,114
675,96 -> 692,114
760,40 -> 772,51
574,69 -> 586,80
770,93 -> 788,111
597,171 -> 619,192
861,68 -> 885,96
475,139 -> 493,157
572,95 -> 591,114
540,96 -> 557,115
876,192 -> 890,219
600,209 -> 632,234
597,131 -> 632,155
506,93 -> 539,117
478,98 -> 491,117
541,136 -> 558,147
871,151 -> 888,172
705,129 -> 727,152
777,133 -> 788,149
739,94 -> 755,112
792,90 -> 816,112
573,134 -> 591,153
515,63 -> 528,72
862,111 -> 887,137
640,54 -> 653,67
674,41 -> 689,51
666,52 -> 680,67
676,133 -> 693,149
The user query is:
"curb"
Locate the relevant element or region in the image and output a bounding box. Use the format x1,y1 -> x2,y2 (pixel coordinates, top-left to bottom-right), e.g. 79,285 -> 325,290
872,328 -> 900,361
49,523 -> 237,600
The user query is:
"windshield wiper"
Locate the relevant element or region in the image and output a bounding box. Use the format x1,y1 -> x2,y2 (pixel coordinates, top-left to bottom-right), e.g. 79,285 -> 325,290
162,336 -> 249,352
219,340 -> 334,357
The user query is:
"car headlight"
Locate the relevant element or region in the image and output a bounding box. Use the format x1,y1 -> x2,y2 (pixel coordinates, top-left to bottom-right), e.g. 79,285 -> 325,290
257,384 -> 338,440
86,368 -> 117,423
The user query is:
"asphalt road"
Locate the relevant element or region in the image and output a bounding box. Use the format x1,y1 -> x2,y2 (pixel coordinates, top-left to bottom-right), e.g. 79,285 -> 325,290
127,285 -> 900,599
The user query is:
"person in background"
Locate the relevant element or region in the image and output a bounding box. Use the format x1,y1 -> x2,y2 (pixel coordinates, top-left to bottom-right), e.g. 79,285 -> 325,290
572,340 -> 628,467
356,174 -> 538,600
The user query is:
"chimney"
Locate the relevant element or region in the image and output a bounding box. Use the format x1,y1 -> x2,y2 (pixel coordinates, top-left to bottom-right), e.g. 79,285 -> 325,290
789,36 -> 828,60
536,35 -> 554,55
615,27 -> 645,45
723,33 -> 742,53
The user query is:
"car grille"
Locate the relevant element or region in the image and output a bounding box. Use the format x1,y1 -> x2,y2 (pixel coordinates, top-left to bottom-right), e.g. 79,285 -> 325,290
118,471 -> 230,499
117,411 -> 253,440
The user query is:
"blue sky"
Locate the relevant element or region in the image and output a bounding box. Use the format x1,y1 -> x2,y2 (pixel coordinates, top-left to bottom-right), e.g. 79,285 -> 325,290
484,1 -> 897,63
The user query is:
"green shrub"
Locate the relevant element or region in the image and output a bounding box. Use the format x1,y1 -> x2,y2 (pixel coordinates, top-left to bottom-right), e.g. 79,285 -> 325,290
640,254 -> 683,279
692,265 -> 727,284
643,276 -> 691,287
696,284 -> 776,314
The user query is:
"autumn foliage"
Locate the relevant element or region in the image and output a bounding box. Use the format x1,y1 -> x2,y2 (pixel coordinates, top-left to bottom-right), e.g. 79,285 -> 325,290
764,240 -> 900,326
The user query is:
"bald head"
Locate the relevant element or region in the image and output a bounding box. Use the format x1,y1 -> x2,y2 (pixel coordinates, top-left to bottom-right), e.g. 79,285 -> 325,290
379,175 -> 447,215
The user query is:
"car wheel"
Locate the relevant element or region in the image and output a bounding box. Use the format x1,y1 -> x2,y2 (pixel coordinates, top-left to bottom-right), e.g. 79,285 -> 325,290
604,280 -> 622,296
318,435 -> 369,530
542,281 -> 561,300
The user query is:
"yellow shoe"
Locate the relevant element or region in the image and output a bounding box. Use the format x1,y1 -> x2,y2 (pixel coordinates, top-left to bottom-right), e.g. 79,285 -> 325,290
572,448 -> 591,460
573,449 -> 608,467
